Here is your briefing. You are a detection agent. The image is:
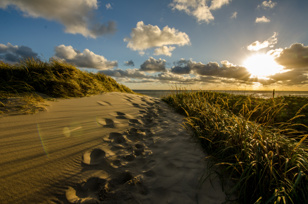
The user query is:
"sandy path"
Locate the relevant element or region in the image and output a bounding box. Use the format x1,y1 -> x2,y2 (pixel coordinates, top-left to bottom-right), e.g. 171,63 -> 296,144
0,93 -> 226,203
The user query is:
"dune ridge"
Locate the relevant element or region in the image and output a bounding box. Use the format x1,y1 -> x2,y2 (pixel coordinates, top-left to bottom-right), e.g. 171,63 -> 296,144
0,93 -> 226,203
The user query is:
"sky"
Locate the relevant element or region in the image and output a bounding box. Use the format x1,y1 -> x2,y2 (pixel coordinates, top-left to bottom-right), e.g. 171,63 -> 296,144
0,0 -> 308,90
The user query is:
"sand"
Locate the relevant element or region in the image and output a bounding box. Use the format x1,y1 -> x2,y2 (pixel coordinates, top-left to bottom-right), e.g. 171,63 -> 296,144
0,92 -> 227,203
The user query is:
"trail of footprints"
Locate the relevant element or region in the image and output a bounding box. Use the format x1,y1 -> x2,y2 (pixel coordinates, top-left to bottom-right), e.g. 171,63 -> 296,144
66,96 -> 165,204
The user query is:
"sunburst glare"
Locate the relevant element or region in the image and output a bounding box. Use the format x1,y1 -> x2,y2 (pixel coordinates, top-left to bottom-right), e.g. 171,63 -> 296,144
243,54 -> 283,78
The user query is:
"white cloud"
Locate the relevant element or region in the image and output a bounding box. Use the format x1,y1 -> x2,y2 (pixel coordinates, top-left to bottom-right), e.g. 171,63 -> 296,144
230,11 -> 237,19
54,44 -> 117,70
0,0 -> 116,38
258,0 -> 277,9
209,0 -> 231,10
124,21 -> 190,56
154,46 -> 176,57
247,41 -> 269,51
140,57 -> 167,72
170,0 -> 230,23
105,3 -> 112,10
247,32 -> 278,51
255,16 -> 270,23
221,60 -> 236,67
170,0 -> 213,23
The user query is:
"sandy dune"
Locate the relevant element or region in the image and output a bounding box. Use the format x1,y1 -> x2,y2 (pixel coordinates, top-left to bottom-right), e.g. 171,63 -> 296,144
0,93 -> 226,203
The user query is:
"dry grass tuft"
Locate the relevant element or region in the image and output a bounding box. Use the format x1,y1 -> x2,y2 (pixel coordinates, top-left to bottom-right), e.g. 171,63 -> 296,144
163,90 -> 308,203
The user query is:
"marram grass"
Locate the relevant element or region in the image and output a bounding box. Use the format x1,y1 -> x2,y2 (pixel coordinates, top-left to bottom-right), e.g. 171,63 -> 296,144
0,58 -> 134,115
0,58 -> 133,97
163,91 -> 308,204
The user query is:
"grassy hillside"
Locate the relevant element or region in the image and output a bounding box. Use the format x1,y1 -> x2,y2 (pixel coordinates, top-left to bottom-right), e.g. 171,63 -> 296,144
0,58 -> 134,115
163,91 -> 308,204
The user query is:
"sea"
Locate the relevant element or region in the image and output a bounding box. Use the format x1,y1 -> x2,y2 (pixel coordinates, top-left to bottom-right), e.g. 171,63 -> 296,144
133,90 -> 308,99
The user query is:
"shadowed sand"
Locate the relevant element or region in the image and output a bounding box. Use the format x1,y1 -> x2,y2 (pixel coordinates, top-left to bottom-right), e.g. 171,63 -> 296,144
0,93 -> 227,203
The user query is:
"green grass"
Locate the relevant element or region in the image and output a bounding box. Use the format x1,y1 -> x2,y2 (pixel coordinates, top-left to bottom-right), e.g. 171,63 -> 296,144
0,58 -> 134,116
163,91 -> 308,204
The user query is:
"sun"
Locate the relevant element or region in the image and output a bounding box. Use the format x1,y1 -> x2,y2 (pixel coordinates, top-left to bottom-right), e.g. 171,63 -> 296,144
243,54 -> 283,78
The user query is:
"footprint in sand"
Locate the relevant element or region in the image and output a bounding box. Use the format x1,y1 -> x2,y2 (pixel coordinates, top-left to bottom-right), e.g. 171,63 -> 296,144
114,112 -> 134,120
66,171 -> 148,203
126,129 -> 146,142
109,132 -> 127,144
82,148 -> 106,165
129,119 -> 143,126
122,154 -> 136,162
134,143 -> 145,156
97,118 -> 125,128
66,176 -> 107,204
97,101 -> 111,106
132,102 -> 147,109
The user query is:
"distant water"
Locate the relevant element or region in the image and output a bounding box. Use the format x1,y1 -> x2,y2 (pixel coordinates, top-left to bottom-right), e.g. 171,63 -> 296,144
133,90 -> 308,99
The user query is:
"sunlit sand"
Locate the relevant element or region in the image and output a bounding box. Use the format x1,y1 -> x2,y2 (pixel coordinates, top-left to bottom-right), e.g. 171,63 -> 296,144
0,93 -> 227,203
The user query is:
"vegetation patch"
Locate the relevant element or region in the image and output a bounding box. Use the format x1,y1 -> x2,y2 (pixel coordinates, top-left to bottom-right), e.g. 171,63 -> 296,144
163,91 -> 308,203
0,58 -> 134,116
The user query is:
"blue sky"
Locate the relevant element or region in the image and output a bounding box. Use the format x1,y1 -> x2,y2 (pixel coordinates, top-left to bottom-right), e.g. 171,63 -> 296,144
0,0 -> 308,90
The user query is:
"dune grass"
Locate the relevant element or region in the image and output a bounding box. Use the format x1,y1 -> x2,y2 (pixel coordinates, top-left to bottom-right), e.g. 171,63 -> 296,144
0,58 -> 134,116
163,91 -> 308,203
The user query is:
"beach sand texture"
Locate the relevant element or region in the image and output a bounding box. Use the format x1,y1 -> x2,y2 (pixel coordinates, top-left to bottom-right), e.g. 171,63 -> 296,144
0,93 -> 226,203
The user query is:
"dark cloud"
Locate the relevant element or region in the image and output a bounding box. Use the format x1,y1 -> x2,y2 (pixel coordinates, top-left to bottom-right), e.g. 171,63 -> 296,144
269,69 -> 307,85
171,59 -> 193,74
124,60 -> 135,67
0,0 -> 116,38
54,44 -> 117,70
171,59 -> 251,81
275,43 -> 308,69
171,66 -> 191,74
0,43 -> 38,62
140,57 -> 167,72
100,69 -> 147,78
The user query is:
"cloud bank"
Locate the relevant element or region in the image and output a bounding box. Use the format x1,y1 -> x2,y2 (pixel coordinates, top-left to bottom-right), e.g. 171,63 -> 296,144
54,45 -> 117,70
124,21 -> 190,56
0,0 -> 116,38
171,59 -> 251,81
103,44 -> 308,88
1,42 -> 306,89
101,69 -> 147,79
0,42 -> 38,62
